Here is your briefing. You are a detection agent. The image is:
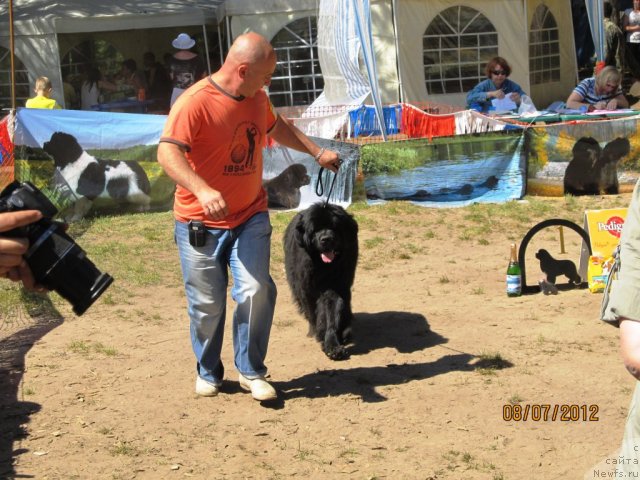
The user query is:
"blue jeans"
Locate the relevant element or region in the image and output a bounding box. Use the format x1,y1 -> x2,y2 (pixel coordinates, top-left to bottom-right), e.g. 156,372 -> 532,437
174,212 -> 277,385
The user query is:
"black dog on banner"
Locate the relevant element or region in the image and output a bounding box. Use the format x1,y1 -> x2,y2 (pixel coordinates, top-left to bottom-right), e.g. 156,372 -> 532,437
563,136 -> 630,196
283,203 -> 359,360
263,163 -> 311,209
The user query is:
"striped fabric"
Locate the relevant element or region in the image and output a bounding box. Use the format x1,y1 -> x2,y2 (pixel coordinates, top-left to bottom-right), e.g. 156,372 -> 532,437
313,0 -> 387,138
573,77 -> 622,104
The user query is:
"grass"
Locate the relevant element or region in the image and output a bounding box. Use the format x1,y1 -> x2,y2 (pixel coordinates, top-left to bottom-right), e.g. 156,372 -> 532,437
475,352 -> 513,375
109,441 -> 139,457
1,192 -> 630,319
68,340 -> 118,357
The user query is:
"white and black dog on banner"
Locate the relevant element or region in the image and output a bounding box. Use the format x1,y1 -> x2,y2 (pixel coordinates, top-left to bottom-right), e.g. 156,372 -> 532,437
43,131 -> 151,220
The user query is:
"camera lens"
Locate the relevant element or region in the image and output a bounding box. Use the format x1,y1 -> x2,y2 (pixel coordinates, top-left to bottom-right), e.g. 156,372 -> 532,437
25,220 -> 113,316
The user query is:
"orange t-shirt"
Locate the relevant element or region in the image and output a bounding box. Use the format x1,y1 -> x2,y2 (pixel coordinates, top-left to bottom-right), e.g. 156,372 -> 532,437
160,77 -> 277,229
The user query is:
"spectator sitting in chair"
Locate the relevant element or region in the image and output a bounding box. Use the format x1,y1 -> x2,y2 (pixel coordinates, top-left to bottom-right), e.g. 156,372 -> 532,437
566,65 -> 629,111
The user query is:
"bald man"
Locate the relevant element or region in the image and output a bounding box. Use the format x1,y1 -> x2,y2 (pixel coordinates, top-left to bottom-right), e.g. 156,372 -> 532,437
158,32 -> 341,402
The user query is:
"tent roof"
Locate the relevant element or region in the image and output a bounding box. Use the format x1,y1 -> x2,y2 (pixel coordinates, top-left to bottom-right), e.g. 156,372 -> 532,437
0,1 -> 226,36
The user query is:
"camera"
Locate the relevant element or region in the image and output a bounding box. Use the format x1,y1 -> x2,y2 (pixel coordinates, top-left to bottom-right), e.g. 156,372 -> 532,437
0,181 -> 113,316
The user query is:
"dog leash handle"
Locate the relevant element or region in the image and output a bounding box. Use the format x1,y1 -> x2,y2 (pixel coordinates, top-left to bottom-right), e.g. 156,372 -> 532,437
315,167 -> 339,207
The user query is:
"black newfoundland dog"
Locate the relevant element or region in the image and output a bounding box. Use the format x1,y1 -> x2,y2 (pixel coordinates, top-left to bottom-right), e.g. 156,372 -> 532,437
284,203 -> 358,360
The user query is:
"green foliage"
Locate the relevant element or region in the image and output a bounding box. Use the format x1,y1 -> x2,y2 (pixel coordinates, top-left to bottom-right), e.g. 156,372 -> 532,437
360,132 -> 522,175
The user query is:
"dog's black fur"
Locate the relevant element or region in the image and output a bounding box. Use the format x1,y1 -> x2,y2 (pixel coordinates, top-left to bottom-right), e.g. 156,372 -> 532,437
535,249 -> 581,285
43,131 -> 151,220
284,203 -> 358,360
563,136 -> 630,196
263,163 -> 310,209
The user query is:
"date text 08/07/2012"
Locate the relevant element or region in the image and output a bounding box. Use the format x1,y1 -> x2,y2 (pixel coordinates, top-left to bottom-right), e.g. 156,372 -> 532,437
502,404 -> 599,422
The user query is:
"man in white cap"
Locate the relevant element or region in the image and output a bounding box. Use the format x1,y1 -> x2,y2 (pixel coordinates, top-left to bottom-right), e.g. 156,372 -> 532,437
169,33 -> 205,107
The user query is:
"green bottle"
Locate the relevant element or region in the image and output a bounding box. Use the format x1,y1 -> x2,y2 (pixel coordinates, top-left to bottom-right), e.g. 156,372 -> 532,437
506,243 -> 522,297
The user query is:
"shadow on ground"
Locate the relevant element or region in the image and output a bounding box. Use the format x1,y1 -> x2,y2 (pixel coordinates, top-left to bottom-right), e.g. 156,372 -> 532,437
0,291 -> 64,479
350,310 -> 447,355
273,310 -> 513,404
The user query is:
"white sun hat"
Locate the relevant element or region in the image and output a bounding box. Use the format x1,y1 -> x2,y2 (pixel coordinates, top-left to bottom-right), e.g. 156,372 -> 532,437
172,33 -> 196,50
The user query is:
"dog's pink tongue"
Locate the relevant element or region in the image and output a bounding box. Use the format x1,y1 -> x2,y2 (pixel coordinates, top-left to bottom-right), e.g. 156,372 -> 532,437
321,252 -> 335,263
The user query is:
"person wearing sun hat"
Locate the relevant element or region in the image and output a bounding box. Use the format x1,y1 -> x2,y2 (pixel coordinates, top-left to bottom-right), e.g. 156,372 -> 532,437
169,33 -> 205,107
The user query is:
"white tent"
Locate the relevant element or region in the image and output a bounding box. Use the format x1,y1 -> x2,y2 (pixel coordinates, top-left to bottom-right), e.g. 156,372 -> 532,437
226,0 -> 578,109
2,0 -> 579,111
0,0 -> 225,107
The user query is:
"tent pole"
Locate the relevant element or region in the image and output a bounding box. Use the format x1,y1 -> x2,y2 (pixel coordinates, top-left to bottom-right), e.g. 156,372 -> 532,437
391,0 -> 403,104
226,15 -> 232,49
202,24 -> 212,74
9,0 -> 16,110
217,24 -> 224,68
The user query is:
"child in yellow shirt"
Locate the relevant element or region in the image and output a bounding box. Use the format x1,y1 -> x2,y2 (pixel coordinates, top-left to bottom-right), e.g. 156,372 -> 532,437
25,76 -> 61,109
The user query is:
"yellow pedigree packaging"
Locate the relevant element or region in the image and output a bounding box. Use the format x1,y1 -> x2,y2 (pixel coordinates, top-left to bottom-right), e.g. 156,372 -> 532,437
588,255 -> 615,293
582,208 -> 627,293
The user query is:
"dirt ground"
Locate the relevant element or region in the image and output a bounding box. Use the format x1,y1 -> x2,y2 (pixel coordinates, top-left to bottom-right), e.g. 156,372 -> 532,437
0,193 -> 637,480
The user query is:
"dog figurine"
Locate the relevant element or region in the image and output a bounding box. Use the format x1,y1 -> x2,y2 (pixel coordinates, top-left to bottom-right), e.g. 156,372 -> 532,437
535,249 -> 581,285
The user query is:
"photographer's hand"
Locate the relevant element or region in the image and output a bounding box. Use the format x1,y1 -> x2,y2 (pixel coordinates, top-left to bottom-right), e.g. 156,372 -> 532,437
0,210 -> 42,288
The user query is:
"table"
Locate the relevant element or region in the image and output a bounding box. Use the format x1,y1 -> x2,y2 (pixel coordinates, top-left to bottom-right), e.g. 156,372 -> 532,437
498,110 -> 640,125
90,99 -> 156,113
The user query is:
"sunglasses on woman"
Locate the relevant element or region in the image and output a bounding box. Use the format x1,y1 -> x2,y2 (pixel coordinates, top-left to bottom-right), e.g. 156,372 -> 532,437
492,70 -> 507,76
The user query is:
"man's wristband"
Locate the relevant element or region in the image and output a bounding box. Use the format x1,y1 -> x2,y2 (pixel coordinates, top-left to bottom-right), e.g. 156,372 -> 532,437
314,148 -> 325,162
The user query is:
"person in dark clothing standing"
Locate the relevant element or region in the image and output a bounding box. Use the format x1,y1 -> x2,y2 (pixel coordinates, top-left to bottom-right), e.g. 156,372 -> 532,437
143,52 -> 172,111
169,33 -> 206,107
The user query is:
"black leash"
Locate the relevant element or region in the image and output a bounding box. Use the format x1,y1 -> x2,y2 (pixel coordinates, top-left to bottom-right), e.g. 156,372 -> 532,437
315,167 -> 339,207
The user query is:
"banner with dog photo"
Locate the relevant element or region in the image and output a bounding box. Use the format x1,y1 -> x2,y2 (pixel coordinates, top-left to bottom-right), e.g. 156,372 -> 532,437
13,108 -> 172,221
526,117 -> 640,196
360,131 -> 526,207
13,109 -> 361,220
263,137 -> 360,210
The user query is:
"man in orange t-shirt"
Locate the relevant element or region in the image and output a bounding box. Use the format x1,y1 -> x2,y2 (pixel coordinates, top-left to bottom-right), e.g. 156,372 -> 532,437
158,32 -> 341,402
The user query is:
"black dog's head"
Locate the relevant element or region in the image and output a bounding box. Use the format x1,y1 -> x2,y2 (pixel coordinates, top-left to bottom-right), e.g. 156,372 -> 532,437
571,137 -> 601,168
281,164 -> 310,188
43,131 -> 83,168
600,137 -> 631,165
535,249 -> 550,261
294,203 -> 358,264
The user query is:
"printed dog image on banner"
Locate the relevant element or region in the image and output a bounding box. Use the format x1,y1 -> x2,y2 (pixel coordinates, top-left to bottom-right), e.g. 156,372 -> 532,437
263,137 -> 360,210
12,108 -> 174,220
527,118 -> 639,196
563,137 -> 631,196
43,131 -> 151,221
361,132 -> 526,207
262,163 -> 311,209
12,110 -> 360,219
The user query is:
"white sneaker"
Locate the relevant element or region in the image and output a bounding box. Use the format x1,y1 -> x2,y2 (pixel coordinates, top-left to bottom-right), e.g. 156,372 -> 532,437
195,376 -> 221,397
238,373 -> 277,401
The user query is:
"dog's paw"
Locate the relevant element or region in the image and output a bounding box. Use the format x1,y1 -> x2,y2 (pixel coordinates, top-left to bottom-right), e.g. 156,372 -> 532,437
325,345 -> 349,361
340,327 -> 353,345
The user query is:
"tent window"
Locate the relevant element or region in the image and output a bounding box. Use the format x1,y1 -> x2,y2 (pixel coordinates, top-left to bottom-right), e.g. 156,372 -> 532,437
61,40 -> 124,83
0,48 -> 30,110
529,4 -> 560,85
270,16 -> 323,108
423,6 -> 498,95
